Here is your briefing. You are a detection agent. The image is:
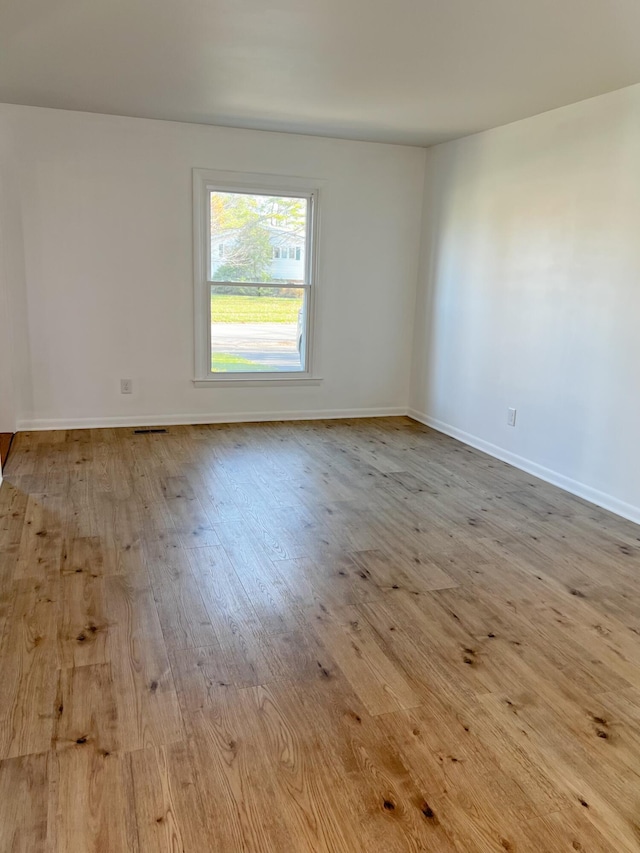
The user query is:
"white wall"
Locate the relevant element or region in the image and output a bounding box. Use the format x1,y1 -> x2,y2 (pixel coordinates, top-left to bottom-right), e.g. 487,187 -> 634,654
0,164 -> 20,435
0,228 -> 15,485
0,272 -> 16,434
0,104 -> 425,428
411,83 -> 640,522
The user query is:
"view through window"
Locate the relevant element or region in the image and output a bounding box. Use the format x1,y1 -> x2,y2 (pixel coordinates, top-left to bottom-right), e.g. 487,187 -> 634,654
209,189 -> 312,374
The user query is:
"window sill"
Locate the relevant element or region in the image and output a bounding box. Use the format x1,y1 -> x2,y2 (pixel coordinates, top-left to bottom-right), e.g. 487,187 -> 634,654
193,376 -> 323,388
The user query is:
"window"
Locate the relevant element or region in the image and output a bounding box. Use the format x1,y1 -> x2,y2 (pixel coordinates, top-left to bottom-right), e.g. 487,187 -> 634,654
193,170 -> 318,381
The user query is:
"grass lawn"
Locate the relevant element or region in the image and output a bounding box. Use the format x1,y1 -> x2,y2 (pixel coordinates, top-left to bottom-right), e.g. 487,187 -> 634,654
211,353 -> 272,372
211,293 -> 301,324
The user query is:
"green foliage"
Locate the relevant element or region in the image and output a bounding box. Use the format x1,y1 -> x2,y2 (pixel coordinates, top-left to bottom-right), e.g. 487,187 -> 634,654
213,223 -> 273,282
211,191 -> 306,284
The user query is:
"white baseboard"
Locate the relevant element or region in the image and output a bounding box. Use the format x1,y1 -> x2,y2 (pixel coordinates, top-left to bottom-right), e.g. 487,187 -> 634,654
16,406 -> 408,432
408,409 -> 640,526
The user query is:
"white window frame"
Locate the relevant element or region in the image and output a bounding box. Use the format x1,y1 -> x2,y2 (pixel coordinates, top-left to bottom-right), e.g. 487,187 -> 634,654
192,168 -> 321,385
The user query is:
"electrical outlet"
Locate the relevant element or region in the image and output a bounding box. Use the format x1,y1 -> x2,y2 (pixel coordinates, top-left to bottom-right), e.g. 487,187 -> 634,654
507,407 -> 517,427
120,379 -> 133,395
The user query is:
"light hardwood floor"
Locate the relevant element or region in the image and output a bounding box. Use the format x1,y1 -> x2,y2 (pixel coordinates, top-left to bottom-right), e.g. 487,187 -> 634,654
0,417 -> 639,852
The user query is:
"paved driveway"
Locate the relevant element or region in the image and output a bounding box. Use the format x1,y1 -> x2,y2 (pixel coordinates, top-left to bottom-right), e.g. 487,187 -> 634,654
211,321 -> 300,369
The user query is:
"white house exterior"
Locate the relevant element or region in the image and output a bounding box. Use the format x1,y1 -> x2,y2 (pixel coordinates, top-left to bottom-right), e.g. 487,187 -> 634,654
211,225 -> 305,283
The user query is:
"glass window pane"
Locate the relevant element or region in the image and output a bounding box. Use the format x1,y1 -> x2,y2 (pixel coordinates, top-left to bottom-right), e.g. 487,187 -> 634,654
210,191 -> 307,284
210,285 -> 306,373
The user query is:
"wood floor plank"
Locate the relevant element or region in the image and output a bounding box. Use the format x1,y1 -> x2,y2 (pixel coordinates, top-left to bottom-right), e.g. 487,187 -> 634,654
142,529 -> 190,585
237,682 -> 371,851
128,746 -> 187,853
14,494 -> 64,581
169,644 -> 232,715
58,573 -> 108,668
528,805 -> 625,852
0,579 -> 59,759
162,481 -> 221,549
186,546 -> 275,686
480,703 -> 640,852
0,752 -> 49,853
53,664 -> 120,755
60,535 -> 104,578
274,552 -> 384,610
307,601 -> 422,715
51,748 -> 138,852
351,547 -> 457,594
215,520 -> 304,634
273,674 -> 461,852
103,575 -> 184,752
151,572 -> 219,653
188,687 -> 295,850
260,628 -> 337,684
0,482 -> 28,560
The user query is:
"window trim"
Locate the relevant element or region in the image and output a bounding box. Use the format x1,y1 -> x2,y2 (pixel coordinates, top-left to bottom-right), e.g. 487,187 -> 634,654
192,168 -> 322,384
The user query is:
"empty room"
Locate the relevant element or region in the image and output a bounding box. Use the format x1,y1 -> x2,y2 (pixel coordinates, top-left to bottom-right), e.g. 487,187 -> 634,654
1,1 -> 640,850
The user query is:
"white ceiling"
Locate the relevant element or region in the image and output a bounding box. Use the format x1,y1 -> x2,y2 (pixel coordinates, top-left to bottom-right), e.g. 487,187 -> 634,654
2,0 -> 640,146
